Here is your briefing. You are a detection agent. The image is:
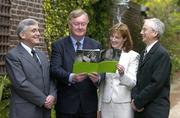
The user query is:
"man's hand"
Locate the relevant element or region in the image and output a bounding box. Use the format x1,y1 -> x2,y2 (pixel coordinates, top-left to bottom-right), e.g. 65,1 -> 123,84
44,95 -> 55,109
88,72 -> 99,83
72,73 -> 87,83
131,99 -> 144,112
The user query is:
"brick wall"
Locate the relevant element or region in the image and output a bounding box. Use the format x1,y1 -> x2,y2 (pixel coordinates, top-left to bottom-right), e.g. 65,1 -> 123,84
0,0 -> 11,74
0,0 -> 46,75
10,0 -> 46,50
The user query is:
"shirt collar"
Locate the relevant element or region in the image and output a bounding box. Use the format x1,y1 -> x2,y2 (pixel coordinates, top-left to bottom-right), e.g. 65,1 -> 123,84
145,40 -> 158,53
70,35 -> 84,46
20,42 -> 35,56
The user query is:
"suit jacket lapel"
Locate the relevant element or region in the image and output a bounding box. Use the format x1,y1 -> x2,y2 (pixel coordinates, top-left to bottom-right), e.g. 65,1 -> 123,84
83,38 -> 89,49
65,37 -> 96,62
66,36 -> 76,61
36,50 -> 45,72
17,44 -> 42,72
83,37 -> 93,49
139,42 -> 160,67
36,50 -> 46,90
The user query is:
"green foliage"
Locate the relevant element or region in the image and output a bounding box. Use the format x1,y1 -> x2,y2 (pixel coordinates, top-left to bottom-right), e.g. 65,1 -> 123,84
134,0 -> 180,47
0,76 -> 10,102
0,75 -> 58,118
86,0 -> 113,48
43,0 -> 180,73
132,0 -> 147,4
0,76 -> 6,101
143,0 -> 180,73
171,53 -> 180,73
0,75 -> 11,118
133,0 -> 180,73
43,0 -> 112,53
43,0 -> 97,53
145,0 -> 180,38
0,99 -> 9,118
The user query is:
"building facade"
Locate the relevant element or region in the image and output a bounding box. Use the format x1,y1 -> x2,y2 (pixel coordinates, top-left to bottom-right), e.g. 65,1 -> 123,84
0,0 -> 45,75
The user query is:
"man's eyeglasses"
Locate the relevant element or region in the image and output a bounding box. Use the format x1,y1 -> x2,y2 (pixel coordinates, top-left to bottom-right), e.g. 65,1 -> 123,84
71,22 -> 88,27
141,27 -> 156,33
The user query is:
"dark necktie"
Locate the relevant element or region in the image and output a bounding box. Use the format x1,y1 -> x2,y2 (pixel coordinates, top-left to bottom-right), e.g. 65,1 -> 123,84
143,50 -> 147,61
31,49 -> 41,66
76,41 -> 81,50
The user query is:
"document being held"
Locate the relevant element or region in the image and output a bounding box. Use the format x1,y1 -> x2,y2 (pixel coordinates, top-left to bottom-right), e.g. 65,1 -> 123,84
73,48 -> 121,73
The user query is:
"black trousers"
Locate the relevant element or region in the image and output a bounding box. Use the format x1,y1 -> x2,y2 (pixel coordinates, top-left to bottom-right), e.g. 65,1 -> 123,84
56,103 -> 97,118
56,112 -> 97,118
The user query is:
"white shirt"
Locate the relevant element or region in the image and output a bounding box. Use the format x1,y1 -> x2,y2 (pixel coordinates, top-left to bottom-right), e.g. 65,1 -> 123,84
145,40 -> 158,53
20,42 -> 33,56
70,35 -> 84,51
20,42 -> 41,63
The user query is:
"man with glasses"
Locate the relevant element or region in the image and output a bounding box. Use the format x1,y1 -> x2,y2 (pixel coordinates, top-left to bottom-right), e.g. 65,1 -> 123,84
5,18 -> 56,118
131,18 -> 171,118
50,9 -> 101,118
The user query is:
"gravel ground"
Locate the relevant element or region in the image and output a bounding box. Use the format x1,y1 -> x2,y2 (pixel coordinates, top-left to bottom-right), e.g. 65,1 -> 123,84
169,73 -> 180,118
169,101 -> 180,118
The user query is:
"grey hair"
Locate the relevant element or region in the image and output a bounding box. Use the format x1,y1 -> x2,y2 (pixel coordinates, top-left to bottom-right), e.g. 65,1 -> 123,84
144,18 -> 165,37
68,9 -> 89,23
16,18 -> 38,37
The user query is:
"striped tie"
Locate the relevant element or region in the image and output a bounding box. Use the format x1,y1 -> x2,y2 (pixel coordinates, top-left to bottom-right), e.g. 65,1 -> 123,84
76,41 -> 81,50
143,50 -> 147,61
31,49 -> 41,67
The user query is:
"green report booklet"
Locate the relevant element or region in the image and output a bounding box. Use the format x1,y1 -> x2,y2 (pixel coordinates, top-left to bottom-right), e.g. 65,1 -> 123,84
73,49 -> 121,73
73,61 -> 118,73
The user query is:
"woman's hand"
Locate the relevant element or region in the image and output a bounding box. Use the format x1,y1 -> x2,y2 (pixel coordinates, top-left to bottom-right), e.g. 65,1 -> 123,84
117,64 -> 125,75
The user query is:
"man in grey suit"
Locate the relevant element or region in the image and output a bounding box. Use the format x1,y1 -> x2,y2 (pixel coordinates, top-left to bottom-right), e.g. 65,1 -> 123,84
131,18 -> 171,118
5,18 -> 56,118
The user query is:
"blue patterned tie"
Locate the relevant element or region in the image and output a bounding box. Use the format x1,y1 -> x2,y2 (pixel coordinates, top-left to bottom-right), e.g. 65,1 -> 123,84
76,41 -> 81,50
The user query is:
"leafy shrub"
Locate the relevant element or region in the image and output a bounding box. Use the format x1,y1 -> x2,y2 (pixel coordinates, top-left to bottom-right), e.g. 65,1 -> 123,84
0,75 -> 11,118
43,0 -> 112,54
171,54 -> 180,74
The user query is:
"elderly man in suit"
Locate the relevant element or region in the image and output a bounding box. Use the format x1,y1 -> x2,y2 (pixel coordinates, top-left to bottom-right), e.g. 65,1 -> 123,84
50,9 -> 101,118
131,18 -> 171,118
5,18 -> 56,118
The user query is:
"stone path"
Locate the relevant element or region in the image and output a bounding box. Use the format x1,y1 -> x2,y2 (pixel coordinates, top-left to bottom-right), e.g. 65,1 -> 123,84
169,72 -> 180,118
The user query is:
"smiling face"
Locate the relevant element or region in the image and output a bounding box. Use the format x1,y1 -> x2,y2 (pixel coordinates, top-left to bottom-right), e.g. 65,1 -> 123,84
140,22 -> 158,45
69,14 -> 89,40
110,32 -> 126,49
20,23 -> 40,48
108,23 -> 133,52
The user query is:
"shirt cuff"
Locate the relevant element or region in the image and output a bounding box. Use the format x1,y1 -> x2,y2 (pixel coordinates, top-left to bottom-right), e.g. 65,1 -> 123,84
69,73 -> 76,84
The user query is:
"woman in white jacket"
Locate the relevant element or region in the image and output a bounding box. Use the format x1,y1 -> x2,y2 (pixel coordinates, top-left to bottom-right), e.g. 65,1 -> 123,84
98,23 -> 140,118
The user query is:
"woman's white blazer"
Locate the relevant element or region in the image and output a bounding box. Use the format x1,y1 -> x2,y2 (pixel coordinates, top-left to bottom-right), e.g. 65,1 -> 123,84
98,50 -> 140,111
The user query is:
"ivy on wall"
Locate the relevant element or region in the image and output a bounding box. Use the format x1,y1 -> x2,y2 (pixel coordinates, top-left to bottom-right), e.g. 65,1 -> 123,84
43,0 -> 112,54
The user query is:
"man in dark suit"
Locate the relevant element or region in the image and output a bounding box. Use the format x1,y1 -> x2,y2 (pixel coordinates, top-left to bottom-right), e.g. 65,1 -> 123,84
5,18 -> 56,118
50,9 -> 101,118
131,18 -> 171,118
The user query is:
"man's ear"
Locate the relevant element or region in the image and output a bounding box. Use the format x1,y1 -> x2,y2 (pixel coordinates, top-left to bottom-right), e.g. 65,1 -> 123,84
153,31 -> 159,38
19,32 -> 25,39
